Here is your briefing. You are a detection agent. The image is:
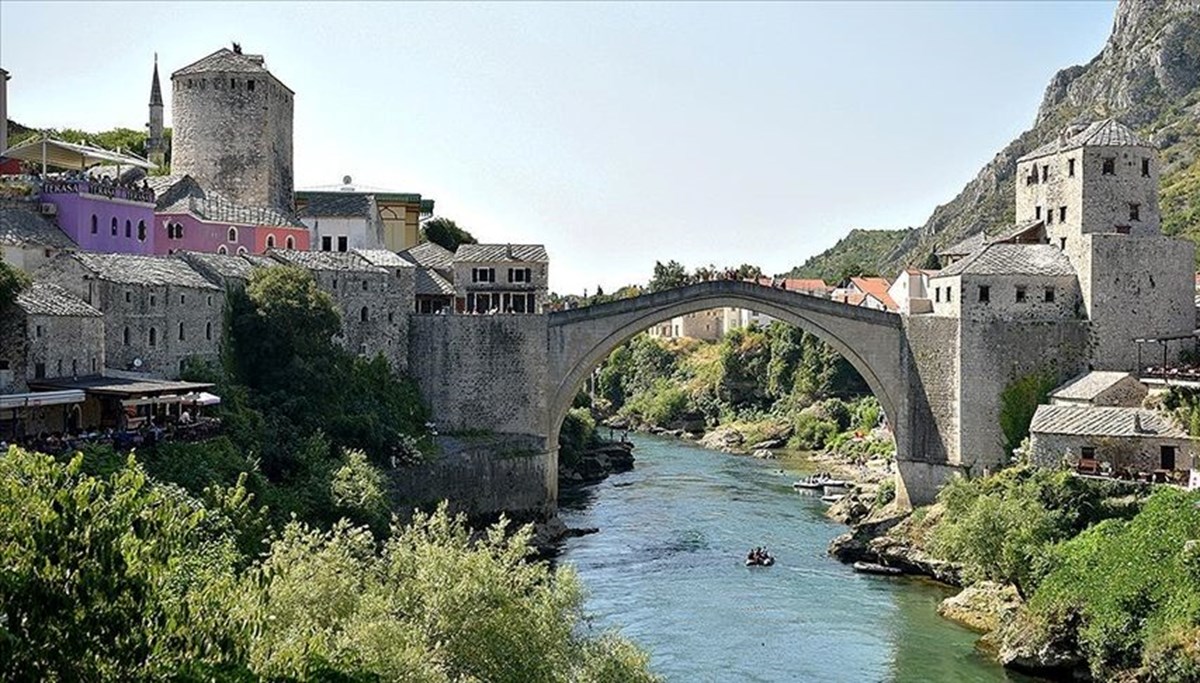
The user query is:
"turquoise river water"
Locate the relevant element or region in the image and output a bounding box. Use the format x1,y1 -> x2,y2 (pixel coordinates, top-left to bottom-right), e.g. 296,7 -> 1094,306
558,434 -> 1037,683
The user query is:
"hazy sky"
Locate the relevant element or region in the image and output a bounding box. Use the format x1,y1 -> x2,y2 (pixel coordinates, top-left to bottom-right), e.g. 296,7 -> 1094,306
1,1 -> 1117,293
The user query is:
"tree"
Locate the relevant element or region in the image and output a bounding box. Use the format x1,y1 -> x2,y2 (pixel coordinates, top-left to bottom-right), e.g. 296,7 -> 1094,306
0,259 -> 32,310
649,260 -> 689,292
422,216 -> 478,252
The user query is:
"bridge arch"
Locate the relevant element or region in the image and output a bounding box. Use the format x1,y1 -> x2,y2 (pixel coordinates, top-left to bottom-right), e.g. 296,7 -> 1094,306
545,281 -> 911,501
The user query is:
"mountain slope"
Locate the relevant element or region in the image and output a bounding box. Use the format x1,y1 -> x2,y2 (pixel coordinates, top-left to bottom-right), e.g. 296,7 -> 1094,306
784,229 -> 910,281
796,0 -> 1200,275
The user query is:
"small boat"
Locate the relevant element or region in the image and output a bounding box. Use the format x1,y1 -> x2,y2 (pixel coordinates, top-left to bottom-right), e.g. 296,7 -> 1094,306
853,561 -> 902,576
823,483 -> 851,495
746,556 -> 775,567
820,493 -> 845,504
792,478 -> 825,490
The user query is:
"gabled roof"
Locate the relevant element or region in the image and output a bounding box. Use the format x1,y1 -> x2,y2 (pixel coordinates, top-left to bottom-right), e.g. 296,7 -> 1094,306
399,241 -> 455,271
146,173 -> 203,210
938,232 -> 985,258
160,192 -> 301,227
1020,119 -> 1152,162
176,250 -> 274,283
296,192 -> 372,218
268,249 -> 385,273
174,47 -> 267,76
16,282 -> 101,317
73,253 -> 219,290
1030,405 -> 1187,439
353,249 -> 415,269
936,243 -> 1076,278
849,277 -> 897,311
415,268 -> 455,296
0,201 -> 77,249
1050,371 -> 1143,402
453,243 -> 548,264
988,219 -> 1045,245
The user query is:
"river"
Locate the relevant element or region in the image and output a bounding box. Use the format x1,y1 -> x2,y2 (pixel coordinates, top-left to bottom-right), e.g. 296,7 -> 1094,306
558,434 -> 1034,683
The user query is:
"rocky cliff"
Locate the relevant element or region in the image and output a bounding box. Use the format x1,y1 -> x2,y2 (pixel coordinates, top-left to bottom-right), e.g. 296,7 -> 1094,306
797,0 -> 1200,275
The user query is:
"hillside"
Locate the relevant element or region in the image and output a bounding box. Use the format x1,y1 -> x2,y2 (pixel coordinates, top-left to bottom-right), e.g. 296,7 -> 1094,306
784,228 -> 910,281
794,0 -> 1200,275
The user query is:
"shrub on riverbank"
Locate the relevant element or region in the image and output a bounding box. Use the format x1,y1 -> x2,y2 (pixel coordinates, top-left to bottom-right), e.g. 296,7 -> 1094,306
0,446 -> 658,681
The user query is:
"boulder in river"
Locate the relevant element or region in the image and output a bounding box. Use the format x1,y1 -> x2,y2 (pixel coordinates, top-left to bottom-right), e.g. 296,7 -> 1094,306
937,582 -> 1022,633
699,426 -> 744,452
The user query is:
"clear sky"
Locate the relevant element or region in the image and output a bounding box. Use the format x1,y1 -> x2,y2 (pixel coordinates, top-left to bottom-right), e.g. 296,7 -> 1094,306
1,1 -> 1117,293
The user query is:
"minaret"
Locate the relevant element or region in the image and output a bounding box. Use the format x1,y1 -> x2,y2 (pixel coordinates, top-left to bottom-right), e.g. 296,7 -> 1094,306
146,54 -> 165,168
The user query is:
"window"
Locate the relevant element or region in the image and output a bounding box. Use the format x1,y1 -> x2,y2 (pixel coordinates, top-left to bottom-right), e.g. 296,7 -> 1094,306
150,294 -> 156,306
227,227 -> 238,242
508,267 -> 533,283
388,311 -> 394,323
337,236 -> 348,252
236,246 -> 247,256
1102,157 -> 1115,175
1068,158 -> 1076,177
35,325 -> 43,339
332,278 -> 338,290
248,79 -> 256,92
125,219 -> 132,238
1116,225 -> 1132,235
266,234 -> 276,249
472,267 -> 495,283
205,322 -> 212,340
1129,203 -> 1140,221
207,295 -> 213,306
149,328 -> 157,346
123,327 -> 130,345
0,360 -> 7,370
1035,206 -> 1042,220
1081,446 -> 1096,459
361,280 -> 369,291
72,359 -> 77,376
178,322 -> 185,341
137,220 -> 146,242
286,235 -> 295,249
56,360 -> 62,376
1015,285 -> 1027,303
218,245 -> 228,255
1046,209 -> 1053,225
1161,445 -> 1177,470
1060,237 -> 1067,250
946,286 -> 952,302
34,363 -> 45,379
179,294 -> 185,304
935,287 -> 941,303
1142,158 -> 1150,177
321,235 -> 332,251
91,214 -> 98,234
125,290 -> 131,303
360,306 -> 369,322
111,217 -> 118,236
91,358 -> 96,373
978,285 -> 990,303
1041,165 -> 1048,182
1059,206 -> 1067,222
1044,287 -> 1056,303
231,77 -> 237,88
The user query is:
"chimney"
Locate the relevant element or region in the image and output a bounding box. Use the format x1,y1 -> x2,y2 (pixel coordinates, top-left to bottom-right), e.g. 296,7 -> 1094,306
1133,413 -> 1143,433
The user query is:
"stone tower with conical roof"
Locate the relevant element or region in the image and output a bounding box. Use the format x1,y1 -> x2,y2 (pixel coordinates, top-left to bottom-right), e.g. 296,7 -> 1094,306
146,54 -> 165,168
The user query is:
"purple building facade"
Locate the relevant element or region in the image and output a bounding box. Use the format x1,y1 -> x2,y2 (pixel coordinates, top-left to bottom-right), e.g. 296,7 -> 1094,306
41,181 -> 156,255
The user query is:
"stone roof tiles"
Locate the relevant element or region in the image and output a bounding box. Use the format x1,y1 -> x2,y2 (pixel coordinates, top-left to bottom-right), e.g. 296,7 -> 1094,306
399,241 -> 455,271
74,253 -> 220,290
1020,119 -> 1152,162
415,268 -> 456,296
1030,405 -> 1187,439
176,250 -> 273,282
353,249 -> 415,269
0,201 -> 77,249
938,232 -> 986,258
453,243 -> 548,263
937,243 -> 1076,278
163,193 -> 300,227
173,47 -> 271,77
16,282 -> 102,317
297,193 -> 372,218
1050,371 -> 1141,402
268,249 -> 385,273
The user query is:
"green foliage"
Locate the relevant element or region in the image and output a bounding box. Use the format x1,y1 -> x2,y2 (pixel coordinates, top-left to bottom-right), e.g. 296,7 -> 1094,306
0,448 -> 658,681
624,378 -> 689,425
791,412 -> 838,450
931,465 -> 1141,596
558,407 -> 600,468
785,228 -> 910,282
421,216 -> 478,252
330,449 -> 389,532
717,327 -> 772,409
874,478 -> 896,507
648,259 -> 689,292
1022,488 -> 1200,679
0,259 -> 31,310
999,370 -> 1059,457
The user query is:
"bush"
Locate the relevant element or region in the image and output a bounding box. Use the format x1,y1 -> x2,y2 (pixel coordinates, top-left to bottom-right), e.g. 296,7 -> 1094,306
624,378 -> 689,426
791,413 -> 838,450
999,370 -> 1059,456
330,449 -> 389,532
559,408 -> 599,467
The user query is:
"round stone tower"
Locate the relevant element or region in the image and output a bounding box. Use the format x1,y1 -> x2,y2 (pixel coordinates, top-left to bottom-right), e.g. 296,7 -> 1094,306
170,44 -> 294,212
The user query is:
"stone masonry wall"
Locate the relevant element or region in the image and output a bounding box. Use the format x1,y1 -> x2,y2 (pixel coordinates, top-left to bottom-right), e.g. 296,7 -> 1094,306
1016,150 -> 1083,241
1030,431 -> 1197,474
24,312 -> 105,383
1080,146 -> 1160,237
902,315 -> 960,465
409,314 -> 548,437
310,269 -> 410,371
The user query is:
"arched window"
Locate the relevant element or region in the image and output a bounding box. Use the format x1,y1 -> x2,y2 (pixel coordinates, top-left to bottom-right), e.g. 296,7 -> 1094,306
148,328 -> 157,347
205,321 -> 213,341
217,245 -> 228,255
266,234 -> 276,249
286,235 -> 295,249
360,306 -> 369,322
91,214 -> 98,234
125,219 -> 132,238
176,223 -> 184,239
236,246 -> 247,256
178,322 -> 185,341
111,217 -> 118,236
227,227 -> 238,242
123,327 -> 130,345
137,220 -> 147,242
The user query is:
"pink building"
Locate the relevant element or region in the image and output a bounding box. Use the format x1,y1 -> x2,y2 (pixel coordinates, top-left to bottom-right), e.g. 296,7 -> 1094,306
152,176 -> 308,255
39,180 -> 157,255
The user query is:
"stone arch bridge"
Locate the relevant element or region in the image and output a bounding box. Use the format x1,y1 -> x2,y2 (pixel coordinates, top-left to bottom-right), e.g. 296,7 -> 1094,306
407,280 -> 987,517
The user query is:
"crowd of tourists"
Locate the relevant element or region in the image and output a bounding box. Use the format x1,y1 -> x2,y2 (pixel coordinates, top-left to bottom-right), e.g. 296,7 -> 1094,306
37,170 -> 156,203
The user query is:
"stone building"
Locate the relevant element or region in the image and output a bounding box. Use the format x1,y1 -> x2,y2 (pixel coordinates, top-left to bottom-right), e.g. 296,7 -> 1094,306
1048,371 -> 1147,408
267,250 -> 410,369
928,243 -> 1081,322
152,176 -> 308,255
295,177 -> 434,253
452,243 -> 549,314
398,241 -> 456,314
0,200 -> 77,272
175,250 -> 277,290
1029,404 -> 1197,481
1013,119 -> 1194,369
171,45 -> 294,213
35,252 -> 223,378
